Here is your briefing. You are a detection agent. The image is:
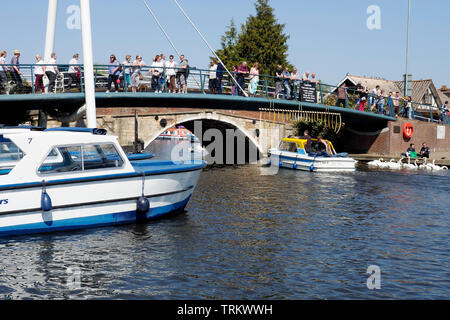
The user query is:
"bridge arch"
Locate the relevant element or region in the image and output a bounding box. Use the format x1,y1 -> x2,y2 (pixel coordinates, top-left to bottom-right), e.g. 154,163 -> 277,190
141,111 -> 264,157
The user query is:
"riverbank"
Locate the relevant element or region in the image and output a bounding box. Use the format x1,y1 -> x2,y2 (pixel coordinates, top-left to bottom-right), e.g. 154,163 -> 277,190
350,152 -> 450,166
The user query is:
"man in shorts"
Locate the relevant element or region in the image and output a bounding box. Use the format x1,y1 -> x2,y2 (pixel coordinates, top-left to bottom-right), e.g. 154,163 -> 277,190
176,55 -> 188,94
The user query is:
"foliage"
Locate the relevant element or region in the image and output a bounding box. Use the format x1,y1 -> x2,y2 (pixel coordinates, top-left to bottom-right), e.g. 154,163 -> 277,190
215,19 -> 241,69
293,118 -> 345,142
216,0 -> 292,76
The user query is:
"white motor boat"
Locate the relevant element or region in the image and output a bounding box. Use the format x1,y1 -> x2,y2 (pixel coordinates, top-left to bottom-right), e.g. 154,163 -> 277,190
0,126 -> 205,236
269,137 -> 357,172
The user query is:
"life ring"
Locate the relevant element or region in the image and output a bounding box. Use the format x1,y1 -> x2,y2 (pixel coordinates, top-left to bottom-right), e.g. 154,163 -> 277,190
403,123 -> 413,139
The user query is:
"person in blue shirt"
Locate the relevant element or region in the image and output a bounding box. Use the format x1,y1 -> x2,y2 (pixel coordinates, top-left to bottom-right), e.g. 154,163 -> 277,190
215,62 -> 225,94
441,101 -> 449,124
107,54 -> 120,93
281,67 -> 291,99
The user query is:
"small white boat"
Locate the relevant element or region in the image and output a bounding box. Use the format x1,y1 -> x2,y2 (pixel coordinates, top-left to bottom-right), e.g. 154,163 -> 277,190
269,137 -> 357,172
0,126 -> 205,237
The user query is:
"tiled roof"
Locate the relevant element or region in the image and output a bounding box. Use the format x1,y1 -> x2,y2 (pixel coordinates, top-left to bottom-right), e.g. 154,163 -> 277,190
342,75 -> 442,105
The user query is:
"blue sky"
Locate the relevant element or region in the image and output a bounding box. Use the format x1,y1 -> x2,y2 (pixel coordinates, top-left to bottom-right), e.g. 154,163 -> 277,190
1,0 -> 448,88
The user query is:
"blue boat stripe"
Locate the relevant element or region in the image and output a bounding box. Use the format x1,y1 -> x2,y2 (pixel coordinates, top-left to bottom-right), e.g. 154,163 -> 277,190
0,186 -> 194,216
0,196 -> 191,237
0,166 -> 204,192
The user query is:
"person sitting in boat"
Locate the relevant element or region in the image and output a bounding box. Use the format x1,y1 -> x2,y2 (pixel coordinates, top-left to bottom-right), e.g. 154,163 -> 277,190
315,135 -> 333,156
299,130 -> 312,153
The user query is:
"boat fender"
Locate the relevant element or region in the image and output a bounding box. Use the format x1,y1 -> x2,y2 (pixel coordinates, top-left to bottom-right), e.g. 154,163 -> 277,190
279,161 -> 283,168
267,158 -> 271,165
137,196 -> 150,213
309,164 -> 315,172
41,181 -> 52,212
137,172 -> 150,213
293,163 -> 297,169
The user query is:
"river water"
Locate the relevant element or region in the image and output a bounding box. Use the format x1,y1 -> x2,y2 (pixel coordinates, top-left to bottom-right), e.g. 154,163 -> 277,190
0,139 -> 449,299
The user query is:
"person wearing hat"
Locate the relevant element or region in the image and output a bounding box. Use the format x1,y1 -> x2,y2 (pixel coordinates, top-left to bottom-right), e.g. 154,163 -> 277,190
10,49 -> 23,93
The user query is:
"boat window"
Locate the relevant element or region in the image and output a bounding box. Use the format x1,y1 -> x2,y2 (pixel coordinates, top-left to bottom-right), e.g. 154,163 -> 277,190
82,144 -> 123,170
38,146 -> 82,173
279,141 -> 298,153
0,136 -> 25,175
38,144 -> 124,174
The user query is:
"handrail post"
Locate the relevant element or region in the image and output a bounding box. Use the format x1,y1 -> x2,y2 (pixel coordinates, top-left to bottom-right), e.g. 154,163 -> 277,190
429,104 -> 433,122
319,83 -> 324,104
264,76 -> 268,98
31,65 -> 35,94
200,69 -> 204,94
80,65 -> 84,93
344,87 -> 348,108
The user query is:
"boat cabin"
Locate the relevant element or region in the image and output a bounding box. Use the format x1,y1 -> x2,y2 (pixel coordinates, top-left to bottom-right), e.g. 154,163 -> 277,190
278,137 -> 337,155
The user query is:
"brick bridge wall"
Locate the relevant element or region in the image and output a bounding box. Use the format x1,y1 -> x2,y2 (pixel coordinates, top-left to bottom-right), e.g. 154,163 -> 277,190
343,117 -> 450,156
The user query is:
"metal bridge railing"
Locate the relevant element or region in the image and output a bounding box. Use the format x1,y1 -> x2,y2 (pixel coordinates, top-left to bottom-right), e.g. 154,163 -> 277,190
1,63 -> 448,125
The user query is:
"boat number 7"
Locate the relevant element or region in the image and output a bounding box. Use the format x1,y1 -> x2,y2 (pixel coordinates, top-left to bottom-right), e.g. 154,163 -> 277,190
28,138 -> 32,144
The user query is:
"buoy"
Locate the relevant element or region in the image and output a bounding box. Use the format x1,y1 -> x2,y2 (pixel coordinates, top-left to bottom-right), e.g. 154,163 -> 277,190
403,122 -> 414,139
41,181 -> 52,212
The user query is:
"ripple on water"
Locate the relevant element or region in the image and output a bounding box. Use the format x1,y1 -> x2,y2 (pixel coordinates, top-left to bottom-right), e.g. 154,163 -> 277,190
1,150 -> 449,299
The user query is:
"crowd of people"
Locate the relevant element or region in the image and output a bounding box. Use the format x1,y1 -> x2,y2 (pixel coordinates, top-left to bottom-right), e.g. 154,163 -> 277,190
1,49 -> 449,123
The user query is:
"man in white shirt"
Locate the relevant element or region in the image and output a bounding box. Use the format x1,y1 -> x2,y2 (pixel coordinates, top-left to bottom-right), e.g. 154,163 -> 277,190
45,52 -> 59,93
208,60 -> 218,94
67,53 -> 80,91
302,70 -> 311,82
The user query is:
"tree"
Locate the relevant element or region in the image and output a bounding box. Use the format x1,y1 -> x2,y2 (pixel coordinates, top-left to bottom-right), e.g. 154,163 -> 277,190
235,0 -> 291,76
215,18 -> 241,69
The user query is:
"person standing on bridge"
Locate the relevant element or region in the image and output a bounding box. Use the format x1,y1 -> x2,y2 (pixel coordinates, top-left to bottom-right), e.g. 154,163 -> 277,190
45,52 -> 59,94
248,62 -> 259,96
165,55 -> 177,93
208,59 -> 218,94
290,68 -> 300,99
34,54 -> 46,94
274,65 -> 283,99
215,61 -> 225,94
336,83 -> 347,108
130,55 -> 147,93
10,50 -> 23,94
121,55 -> 132,91
67,53 -> 80,92
0,50 -> 10,94
282,67 -> 291,100
107,54 -> 120,93
150,55 -> 164,93
236,61 -> 249,96
176,55 -> 188,94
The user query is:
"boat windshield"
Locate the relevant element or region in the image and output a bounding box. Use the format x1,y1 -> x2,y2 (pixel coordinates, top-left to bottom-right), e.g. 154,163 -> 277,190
0,136 -> 25,175
279,141 -> 298,153
38,143 -> 124,174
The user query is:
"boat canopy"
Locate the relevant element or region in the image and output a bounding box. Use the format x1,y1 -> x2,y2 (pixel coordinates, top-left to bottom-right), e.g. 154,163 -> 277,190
280,137 -> 337,155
